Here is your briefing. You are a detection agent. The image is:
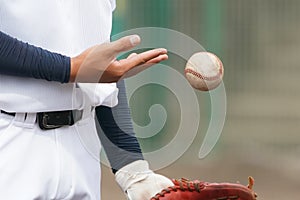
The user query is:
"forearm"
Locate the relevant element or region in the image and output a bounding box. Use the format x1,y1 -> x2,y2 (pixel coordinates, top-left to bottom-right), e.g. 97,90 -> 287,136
0,31 -> 70,83
96,80 -> 144,173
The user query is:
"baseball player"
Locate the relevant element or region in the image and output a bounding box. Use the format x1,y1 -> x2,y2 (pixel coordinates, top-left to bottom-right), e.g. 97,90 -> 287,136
0,0 -> 173,199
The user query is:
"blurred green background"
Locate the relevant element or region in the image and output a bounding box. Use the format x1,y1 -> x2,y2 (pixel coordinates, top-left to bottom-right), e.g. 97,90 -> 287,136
102,0 -> 300,199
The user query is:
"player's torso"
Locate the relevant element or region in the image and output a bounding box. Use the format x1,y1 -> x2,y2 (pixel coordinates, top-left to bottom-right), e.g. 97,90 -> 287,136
0,0 -> 118,112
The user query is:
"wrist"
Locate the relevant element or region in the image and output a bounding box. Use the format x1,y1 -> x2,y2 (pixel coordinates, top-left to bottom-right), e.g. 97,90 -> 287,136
70,56 -> 80,82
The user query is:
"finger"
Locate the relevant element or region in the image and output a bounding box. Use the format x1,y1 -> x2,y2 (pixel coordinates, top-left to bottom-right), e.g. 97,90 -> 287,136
127,54 -> 168,75
110,35 -> 141,54
120,53 -> 168,80
127,53 -> 138,59
145,54 -> 168,64
127,51 -> 166,64
123,48 -> 167,70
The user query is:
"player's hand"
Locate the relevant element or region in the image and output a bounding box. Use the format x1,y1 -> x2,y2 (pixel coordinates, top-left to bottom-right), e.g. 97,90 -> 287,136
70,35 -> 168,83
115,160 -> 174,200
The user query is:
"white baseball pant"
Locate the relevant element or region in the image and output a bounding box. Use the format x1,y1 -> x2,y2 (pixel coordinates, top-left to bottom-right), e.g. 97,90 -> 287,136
0,110 -> 101,200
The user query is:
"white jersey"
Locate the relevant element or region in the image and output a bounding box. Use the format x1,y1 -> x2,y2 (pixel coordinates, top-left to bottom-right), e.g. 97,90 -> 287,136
0,0 -> 118,112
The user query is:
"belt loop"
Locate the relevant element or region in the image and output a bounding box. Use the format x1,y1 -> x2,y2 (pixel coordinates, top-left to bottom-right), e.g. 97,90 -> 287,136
13,113 -> 26,127
23,113 -> 37,129
78,106 -> 92,125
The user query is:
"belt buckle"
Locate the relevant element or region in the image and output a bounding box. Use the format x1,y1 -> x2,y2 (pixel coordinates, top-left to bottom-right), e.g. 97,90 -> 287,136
37,110 -> 83,130
38,113 -> 64,130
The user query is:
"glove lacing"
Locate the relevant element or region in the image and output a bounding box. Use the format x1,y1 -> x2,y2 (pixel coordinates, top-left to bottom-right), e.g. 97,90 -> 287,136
151,177 -> 258,200
151,178 -> 206,200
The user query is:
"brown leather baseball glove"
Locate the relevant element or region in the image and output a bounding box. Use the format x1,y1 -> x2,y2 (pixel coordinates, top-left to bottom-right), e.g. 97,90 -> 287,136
150,176 -> 257,200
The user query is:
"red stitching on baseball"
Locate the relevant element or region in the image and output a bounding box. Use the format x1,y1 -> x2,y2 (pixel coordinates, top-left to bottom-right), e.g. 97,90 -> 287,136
184,68 -> 222,81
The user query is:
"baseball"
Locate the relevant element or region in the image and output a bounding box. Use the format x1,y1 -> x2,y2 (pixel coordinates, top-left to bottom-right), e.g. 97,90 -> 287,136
184,52 -> 224,91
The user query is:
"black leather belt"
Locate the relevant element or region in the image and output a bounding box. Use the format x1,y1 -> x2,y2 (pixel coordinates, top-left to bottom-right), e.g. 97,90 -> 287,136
0,110 -> 15,117
0,110 -> 83,130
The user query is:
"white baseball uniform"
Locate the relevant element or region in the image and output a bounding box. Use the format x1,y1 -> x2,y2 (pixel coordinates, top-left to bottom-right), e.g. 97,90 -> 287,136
0,0 -> 116,199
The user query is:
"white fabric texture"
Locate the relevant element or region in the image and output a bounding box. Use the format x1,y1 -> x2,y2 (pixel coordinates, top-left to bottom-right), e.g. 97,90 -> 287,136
115,160 -> 174,200
0,0 -> 118,199
0,111 -> 101,200
0,0 -> 118,112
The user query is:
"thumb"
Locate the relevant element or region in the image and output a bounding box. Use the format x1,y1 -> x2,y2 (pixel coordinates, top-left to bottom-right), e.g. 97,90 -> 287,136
110,35 -> 141,54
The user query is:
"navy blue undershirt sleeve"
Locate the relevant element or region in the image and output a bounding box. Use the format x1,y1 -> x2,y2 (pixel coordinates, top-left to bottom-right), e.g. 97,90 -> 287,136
0,31 -> 70,83
96,80 -> 144,174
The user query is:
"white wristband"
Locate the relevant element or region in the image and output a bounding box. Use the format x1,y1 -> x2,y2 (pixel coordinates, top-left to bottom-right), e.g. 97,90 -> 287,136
115,160 -> 153,192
